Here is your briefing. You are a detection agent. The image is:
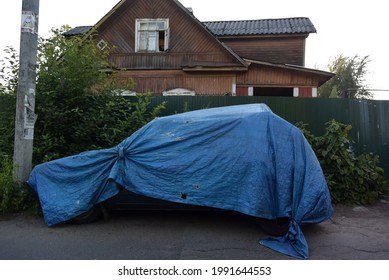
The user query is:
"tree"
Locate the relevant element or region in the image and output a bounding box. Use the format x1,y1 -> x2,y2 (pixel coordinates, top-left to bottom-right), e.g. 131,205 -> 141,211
33,26 -> 166,163
1,26 -> 165,164
319,54 -> 372,99
0,46 -> 19,96
0,47 -> 18,163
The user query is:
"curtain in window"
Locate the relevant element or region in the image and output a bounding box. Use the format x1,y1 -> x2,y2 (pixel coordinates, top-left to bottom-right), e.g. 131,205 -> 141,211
138,31 -> 158,51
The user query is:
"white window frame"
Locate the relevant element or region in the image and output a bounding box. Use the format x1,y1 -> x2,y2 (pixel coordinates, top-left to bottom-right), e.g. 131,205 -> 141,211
135,19 -> 169,53
312,87 -> 318,97
111,89 -> 137,96
293,87 -> 299,97
162,88 -> 196,96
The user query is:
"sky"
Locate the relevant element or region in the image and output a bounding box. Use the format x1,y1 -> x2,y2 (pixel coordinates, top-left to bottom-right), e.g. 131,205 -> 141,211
1,0 -> 388,99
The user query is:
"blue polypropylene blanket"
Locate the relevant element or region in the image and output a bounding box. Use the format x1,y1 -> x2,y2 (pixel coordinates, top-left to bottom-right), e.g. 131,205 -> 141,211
28,104 -> 333,259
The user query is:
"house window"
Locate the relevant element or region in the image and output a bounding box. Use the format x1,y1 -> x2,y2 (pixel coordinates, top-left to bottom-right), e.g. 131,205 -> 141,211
163,88 -> 195,96
136,19 -> 169,52
112,89 -> 137,96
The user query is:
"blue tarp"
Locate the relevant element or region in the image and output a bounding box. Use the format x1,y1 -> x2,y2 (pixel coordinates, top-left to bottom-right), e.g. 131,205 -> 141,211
28,104 -> 333,259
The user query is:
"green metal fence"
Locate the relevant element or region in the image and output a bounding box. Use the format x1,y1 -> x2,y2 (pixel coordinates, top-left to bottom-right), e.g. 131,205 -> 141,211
1,95 -> 388,177
150,96 -> 389,177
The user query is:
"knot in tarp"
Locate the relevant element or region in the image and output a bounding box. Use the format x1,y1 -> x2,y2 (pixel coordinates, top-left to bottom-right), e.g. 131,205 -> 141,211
117,146 -> 125,159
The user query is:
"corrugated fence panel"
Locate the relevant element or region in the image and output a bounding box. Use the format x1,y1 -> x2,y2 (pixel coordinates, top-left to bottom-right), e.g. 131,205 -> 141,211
0,95 -> 387,178
149,97 -> 389,178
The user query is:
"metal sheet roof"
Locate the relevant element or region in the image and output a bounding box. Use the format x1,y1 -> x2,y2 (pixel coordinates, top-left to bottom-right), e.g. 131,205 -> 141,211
203,17 -> 316,36
63,18 -> 316,38
62,26 -> 92,37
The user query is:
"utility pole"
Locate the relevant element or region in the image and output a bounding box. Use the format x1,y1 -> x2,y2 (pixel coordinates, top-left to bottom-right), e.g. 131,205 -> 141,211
13,0 -> 40,182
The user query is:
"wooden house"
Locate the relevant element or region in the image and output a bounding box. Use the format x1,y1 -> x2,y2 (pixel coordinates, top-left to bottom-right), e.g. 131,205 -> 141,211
64,0 -> 334,97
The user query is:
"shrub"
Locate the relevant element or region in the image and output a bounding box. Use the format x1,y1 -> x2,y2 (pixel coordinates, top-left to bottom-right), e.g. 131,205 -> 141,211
296,120 -> 387,205
0,93 -> 15,160
33,93 -> 166,163
0,155 -> 39,214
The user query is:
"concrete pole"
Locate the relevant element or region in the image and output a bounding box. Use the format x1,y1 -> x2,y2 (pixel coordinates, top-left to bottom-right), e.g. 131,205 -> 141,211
13,0 -> 40,182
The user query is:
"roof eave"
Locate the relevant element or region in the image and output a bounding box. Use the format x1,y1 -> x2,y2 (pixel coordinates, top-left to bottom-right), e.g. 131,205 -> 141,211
82,0 -> 128,39
182,66 -> 248,72
244,58 -> 335,85
215,33 -> 311,40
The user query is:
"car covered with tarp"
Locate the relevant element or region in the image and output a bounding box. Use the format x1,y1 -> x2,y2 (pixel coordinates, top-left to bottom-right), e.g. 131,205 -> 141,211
28,104 -> 333,259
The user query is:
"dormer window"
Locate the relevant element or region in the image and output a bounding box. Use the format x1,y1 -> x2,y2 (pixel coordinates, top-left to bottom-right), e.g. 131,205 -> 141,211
135,19 -> 169,52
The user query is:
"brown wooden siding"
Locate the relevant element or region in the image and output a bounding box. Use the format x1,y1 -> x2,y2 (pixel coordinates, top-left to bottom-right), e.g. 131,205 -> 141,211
106,52 -> 241,69
236,86 -> 248,96
299,87 -> 313,97
116,70 -> 234,95
220,36 -> 306,66
96,0 -> 242,70
237,64 -> 322,87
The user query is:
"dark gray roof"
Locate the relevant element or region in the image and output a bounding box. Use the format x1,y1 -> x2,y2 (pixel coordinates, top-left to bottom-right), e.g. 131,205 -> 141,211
63,17 -> 316,37
203,17 -> 316,36
62,26 -> 93,37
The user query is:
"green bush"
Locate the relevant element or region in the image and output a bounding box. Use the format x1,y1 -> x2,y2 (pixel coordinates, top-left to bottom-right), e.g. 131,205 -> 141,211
0,93 -> 15,160
0,155 -> 39,214
33,93 -> 166,162
296,120 -> 387,205
0,93 -> 166,214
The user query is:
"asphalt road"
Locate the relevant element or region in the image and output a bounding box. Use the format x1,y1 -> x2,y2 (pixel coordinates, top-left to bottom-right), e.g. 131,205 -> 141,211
1,198 -> 388,260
